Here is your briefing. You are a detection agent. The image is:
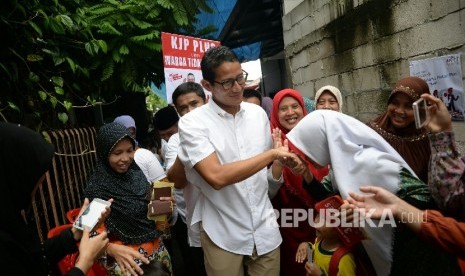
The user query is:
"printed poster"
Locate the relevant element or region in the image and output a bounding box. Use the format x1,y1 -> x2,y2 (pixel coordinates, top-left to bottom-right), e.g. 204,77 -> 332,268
161,32 -> 220,103
410,54 -> 464,121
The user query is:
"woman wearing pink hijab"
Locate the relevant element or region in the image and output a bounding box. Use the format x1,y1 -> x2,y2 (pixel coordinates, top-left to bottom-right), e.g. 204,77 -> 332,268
268,88 -> 329,276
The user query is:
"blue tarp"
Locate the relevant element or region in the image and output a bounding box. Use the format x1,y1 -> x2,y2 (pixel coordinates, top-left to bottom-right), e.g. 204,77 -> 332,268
152,0 -> 261,101
195,0 -> 261,62
151,82 -> 167,103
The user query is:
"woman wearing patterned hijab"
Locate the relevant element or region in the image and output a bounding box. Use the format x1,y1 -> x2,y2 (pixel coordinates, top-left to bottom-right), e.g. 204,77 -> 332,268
85,122 -> 172,275
368,76 -> 431,183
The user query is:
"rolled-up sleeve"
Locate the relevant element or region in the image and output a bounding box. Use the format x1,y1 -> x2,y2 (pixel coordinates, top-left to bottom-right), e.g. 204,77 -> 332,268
419,210 -> 465,259
267,167 -> 283,198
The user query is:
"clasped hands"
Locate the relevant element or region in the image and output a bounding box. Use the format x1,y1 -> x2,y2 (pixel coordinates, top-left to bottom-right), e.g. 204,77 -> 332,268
272,128 -> 308,175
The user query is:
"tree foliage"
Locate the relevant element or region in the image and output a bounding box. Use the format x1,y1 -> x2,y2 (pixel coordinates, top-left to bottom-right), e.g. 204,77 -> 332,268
0,0 -> 213,129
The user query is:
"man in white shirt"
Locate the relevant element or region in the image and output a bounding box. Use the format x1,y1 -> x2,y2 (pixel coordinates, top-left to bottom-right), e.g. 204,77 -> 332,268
166,81 -> 207,276
177,46 -> 296,276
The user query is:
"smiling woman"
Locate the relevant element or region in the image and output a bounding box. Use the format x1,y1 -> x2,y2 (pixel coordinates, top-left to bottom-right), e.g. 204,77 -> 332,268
85,122 -> 172,275
368,76 -> 431,183
268,88 -> 329,276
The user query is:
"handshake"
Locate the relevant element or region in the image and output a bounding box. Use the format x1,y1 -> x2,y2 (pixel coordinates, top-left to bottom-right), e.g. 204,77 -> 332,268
272,128 -> 321,178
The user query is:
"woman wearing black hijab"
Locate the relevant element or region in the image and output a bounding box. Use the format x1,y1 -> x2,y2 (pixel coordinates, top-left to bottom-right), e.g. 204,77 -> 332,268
0,122 -> 109,275
85,122 -> 173,275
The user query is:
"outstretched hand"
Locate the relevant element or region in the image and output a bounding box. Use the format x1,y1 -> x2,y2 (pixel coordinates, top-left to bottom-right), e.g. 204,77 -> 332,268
106,243 -> 150,276
347,186 -> 402,220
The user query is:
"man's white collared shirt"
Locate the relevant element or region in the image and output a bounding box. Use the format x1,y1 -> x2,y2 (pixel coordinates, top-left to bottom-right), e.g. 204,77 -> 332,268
178,100 -> 281,255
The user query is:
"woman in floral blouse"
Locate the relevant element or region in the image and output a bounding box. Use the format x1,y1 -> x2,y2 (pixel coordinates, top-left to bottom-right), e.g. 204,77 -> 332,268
423,93 -> 465,221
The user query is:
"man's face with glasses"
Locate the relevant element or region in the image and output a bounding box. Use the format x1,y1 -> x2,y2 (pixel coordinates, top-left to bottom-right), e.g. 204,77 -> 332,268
213,70 -> 248,90
202,61 -> 248,114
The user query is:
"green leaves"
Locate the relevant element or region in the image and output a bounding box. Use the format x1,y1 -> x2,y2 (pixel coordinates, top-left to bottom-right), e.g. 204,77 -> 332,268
56,14 -> 74,29
29,72 -> 40,82
8,102 -> 20,113
39,91 -> 47,101
119,44 -> 129,55
27,54 -> 44,62
54,86 -> 64,95
97,40 -> 108,53
58,112 -> 68,124
51,76 -> 63,87
63,100 -> 73,111
2,0 -> 213,128
28,21 -> 43,36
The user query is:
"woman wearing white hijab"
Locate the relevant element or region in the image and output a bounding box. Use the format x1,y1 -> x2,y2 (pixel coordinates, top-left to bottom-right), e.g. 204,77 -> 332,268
286,110 -> 460,276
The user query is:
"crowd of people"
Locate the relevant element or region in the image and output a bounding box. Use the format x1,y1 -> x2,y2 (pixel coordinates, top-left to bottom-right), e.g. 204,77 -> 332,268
2,45 -> 465,276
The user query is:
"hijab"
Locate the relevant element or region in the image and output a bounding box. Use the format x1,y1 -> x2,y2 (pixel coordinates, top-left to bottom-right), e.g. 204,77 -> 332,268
315,85 -> 343,112
286,110 -> 418,276
114,115 -> 136,130
303,96 -> 315,113
0,123 -> 55,274
85,122 -> 158,245
368,76 -> 431,183
270,89 -> 329,207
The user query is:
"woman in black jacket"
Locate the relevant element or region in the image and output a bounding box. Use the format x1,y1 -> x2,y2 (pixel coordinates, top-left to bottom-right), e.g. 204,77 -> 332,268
0,122 -> 109,275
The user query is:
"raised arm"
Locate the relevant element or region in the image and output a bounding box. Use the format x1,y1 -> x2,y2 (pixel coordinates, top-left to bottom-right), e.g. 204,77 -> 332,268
422,93 -> 465,219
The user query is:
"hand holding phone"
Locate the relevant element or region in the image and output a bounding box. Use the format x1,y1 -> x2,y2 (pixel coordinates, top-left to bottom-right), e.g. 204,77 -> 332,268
413,98 -> 429,129
307,243 -> 313,264
73,198 -> 111,231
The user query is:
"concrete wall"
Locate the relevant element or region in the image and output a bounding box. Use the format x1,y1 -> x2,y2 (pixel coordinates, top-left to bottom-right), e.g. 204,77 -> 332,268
282,0 -> 465,148
284,0 -> 305,14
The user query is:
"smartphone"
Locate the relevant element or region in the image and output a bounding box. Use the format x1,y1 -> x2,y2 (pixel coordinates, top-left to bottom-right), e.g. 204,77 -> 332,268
73,198 -> 111,231
307,243 -> 313,264
413,98 -> 429,129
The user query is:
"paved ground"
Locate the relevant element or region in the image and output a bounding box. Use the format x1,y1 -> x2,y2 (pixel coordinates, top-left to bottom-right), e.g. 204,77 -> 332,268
452,121 -> 465,154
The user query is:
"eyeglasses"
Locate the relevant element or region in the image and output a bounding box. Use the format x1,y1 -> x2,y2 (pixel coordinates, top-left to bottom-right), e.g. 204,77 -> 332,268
213,70 -> 248,90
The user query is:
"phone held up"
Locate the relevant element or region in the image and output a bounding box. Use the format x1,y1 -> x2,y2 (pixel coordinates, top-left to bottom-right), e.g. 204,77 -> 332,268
307,243 -> 314,264
413,98 -> 429,129
73,198 -> 111,231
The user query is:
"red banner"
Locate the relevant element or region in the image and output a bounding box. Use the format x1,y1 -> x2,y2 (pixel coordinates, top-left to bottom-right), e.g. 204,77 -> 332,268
162,32 -> 220,70
161,32 -> 220,103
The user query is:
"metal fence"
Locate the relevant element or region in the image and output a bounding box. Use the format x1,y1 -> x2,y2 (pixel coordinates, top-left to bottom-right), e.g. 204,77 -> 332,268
29,127 -> 98,242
